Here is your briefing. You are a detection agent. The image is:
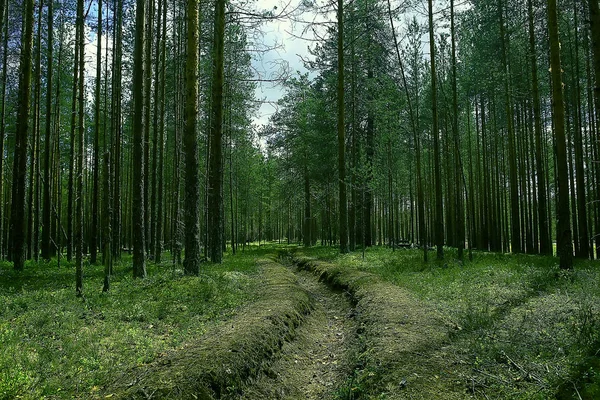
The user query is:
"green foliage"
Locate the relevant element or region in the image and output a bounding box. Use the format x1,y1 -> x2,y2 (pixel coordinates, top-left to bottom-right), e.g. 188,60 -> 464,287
0,252 -> 259,399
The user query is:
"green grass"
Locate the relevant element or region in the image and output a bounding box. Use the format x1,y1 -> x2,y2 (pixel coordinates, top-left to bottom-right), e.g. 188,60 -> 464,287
0,247 -> 270,399
302,246 -> 600,399
3,244 -> 599,399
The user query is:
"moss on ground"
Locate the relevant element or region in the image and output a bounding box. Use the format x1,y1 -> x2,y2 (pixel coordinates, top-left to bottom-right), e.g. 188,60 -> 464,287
105,259 -> 314,399
293,254 -> 469,400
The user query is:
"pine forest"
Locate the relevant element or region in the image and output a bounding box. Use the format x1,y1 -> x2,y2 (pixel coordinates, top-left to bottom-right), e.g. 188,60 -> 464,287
1,0 -> 600,398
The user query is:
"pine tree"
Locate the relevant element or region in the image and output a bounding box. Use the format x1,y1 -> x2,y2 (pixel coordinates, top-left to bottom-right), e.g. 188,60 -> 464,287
183,0 -> 201,273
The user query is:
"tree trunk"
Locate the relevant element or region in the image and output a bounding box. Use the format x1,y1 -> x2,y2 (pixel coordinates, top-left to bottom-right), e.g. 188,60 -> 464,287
364,67 -> 374,248
41,0 -> 53,260
337,0 -> 348,253
183,0 -> 201,273
528,0 -> 551,255
0,0 -> 8,259
27,0 -> 43,261
499,0 -> 521,254
303,163 -> 311,247
75,0 -> 85,295
451,0 -> 464,260
11,0 -> 35,270
428,0 -> 443,260
150,0 -> 162,259
548,0 -> 573,269
154,0 -> 167,263
112,0 -> 123,260
103,152 -> 112,292
132,0 -> 147,278
572,1 -> 589,258
386,0 -> 426,261
208,0 -> 226,263
91,0 -> 102,264
144,0 -> 154,253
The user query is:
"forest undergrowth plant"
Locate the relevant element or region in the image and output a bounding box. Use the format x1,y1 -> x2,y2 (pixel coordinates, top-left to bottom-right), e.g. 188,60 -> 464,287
305,246 -> 600,399
0,251 -> 260,398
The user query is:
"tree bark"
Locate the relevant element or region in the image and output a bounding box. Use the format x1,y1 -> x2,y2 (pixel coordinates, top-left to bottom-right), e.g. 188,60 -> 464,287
144,0 -> 154,253
499,0 -> 521,254
183,0 -> 201,273
112,0 -> 123,260
91,0 -> 102,264
451,0 -> 464,260
154,0 -> 167,263
132,0 -> 147,278
337,0 -> 348,253
572,0 -> 589,258
28,0 -> 43,261
0,0 -> 7,259
103,152 -> 112,292
208,0 -> 226,263
428,0 -> 443,260
303,163 -> 311,247
528,0 -> 551,255
11,0 -> 35,270
75,0 -> 85,295
41,0 -> 54,260
548,0 -> 573,269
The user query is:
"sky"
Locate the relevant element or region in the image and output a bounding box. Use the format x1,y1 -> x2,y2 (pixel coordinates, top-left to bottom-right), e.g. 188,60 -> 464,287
249,0 -> 320,127
82,0 -> 316,128
81,0 -> 439,129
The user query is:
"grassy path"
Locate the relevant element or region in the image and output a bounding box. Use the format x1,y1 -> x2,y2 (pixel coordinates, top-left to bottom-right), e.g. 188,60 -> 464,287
239,269 -> 357,399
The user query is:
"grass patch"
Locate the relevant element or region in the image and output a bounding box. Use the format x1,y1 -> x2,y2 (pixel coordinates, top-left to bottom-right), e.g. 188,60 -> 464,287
107,258 -> 314,399
293,254 -> 468,399
301,246 -> 600,399
0,248 -> 266,399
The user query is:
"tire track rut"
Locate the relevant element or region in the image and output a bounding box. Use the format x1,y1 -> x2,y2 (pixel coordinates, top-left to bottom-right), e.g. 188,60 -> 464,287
237,268 -> 358,399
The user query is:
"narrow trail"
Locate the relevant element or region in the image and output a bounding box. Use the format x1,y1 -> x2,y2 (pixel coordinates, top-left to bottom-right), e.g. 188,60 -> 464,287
238,268 -> 358,399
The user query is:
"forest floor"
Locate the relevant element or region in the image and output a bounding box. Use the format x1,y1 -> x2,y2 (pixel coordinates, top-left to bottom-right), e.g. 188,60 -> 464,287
303,246 -> 600,399
1,244 -> 599,399
238,268 -> 358,399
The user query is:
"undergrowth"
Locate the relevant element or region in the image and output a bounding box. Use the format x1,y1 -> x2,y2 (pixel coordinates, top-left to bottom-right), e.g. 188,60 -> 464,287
0,247 -> 267,399
303,246 -> 600,399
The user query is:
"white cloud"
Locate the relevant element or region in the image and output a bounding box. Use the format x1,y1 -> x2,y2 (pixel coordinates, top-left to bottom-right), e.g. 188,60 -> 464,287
250,0 -> 321,127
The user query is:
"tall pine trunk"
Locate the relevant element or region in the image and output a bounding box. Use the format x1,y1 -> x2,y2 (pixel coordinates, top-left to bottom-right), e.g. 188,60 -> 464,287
11,0 -> 35,270
548,0 -> 573,269
183,0 -> 201,273
428,0 -> 443,260
154,0 -> 167,263
132,0 -> 147,278
0,0 -> 8,259
337,0 -> 348,253
112,0 -> 123,260
144,0 -> 154,253
450,0 -> 464,260
75,0 -> 85,295
528,0 -> 551,255
572,1 -> 589,258
91,0 -> 102,264
28,0 -> 43,261
208,0 -> 226,263
41,0 -> 54,260
499,0 -> 521,254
